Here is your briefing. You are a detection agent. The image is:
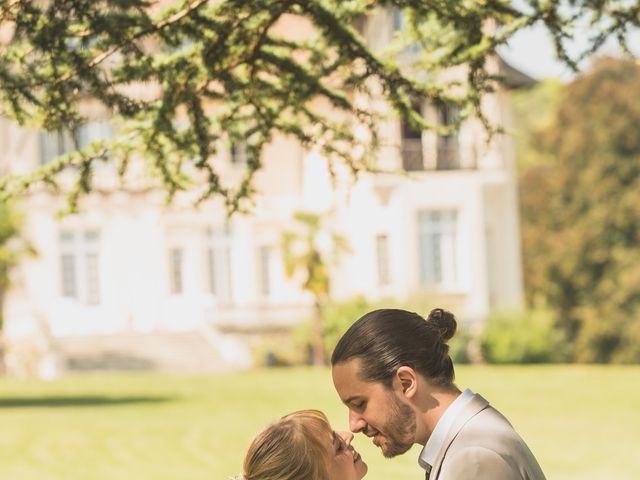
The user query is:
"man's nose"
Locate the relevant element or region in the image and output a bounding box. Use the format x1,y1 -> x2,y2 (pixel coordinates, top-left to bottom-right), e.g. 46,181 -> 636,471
349,410 -> 367,433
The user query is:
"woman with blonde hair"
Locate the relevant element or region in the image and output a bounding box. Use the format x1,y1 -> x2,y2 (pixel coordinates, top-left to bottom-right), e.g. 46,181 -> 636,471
236,409 -> 368,480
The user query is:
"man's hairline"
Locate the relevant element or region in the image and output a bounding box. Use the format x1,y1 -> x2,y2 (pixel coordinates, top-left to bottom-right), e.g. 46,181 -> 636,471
333,355 -> 403,391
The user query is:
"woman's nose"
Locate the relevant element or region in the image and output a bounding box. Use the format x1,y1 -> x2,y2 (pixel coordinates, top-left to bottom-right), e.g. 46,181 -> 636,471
337,431 -> 354,446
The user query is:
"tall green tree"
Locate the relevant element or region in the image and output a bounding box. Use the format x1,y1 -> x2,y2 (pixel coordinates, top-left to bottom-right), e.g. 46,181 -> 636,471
509,78 -> 563,171
282,211 -> 348,365
520,57 -> 640,363
0,0 -> 638,212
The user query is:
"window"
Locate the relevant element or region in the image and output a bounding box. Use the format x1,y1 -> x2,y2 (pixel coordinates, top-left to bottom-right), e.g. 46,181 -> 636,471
59,230 -> 101,305
169,248 -> 184,294
207,227 -> 233,303
392,7 -> 405,32
61,253 -> 77,298
258,245 -> 274,297
40,120 -> 113,165
376,234 -> 391,286
418,210 -> 458,288
400,101 -> 424,171
391,7 -> 420,54
77,120 -> 113,149
436,103 -> 460,170
40,130 -> 76,165
230,140 -> 248,165
257,245 -> 283,300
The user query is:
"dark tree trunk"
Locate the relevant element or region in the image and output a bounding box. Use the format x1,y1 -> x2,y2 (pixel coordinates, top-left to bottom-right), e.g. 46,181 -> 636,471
310,299 -> 326,366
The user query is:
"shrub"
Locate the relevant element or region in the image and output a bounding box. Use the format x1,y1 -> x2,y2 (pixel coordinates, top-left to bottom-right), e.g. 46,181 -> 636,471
295,294 -> 475,364
480,307 -> 566,364
253,332 -> 307,367
447,323 -> 473,364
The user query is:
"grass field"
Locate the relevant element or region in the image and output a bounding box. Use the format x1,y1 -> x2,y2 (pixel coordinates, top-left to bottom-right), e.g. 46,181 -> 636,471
1,365 -> 639,480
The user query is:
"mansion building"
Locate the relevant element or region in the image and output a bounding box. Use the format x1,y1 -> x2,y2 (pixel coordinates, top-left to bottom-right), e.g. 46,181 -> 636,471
0,7 -> 533,376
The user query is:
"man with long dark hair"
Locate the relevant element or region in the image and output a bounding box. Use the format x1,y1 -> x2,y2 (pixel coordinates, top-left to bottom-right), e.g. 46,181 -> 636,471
331,308 -> 545,479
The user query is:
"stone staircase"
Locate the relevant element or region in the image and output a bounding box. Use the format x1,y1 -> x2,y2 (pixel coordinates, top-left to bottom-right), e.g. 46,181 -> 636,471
56,329 -> 251,374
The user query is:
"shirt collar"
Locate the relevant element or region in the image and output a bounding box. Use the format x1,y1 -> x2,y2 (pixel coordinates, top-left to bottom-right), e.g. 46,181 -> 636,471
418,388 -> 475,471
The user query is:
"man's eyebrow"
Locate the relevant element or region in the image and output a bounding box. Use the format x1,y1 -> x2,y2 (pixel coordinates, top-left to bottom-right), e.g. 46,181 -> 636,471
344,395 -> 363,405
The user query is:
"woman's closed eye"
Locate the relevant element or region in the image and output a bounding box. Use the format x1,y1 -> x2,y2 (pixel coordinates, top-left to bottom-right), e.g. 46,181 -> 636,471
333,432 -> 347,454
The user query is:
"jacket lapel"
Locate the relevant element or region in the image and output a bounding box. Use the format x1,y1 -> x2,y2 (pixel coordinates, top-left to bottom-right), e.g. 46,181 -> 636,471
430,394 -> 490,479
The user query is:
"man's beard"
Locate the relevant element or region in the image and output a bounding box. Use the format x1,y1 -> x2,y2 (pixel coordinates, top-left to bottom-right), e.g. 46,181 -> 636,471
379,393 -> 416,458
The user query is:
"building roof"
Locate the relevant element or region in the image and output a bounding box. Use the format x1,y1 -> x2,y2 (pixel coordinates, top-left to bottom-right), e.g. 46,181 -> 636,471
497,55 -> 538,89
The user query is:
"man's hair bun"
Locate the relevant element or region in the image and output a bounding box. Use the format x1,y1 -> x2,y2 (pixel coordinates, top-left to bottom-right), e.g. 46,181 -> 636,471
426,308 -> 457,342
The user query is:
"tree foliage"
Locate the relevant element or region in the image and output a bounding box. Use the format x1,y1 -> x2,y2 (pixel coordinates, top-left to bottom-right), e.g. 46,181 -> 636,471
509,78 -> 563,170
0,201 -> 34,372
0,201 -> 32,322
0,0 -> 638,213
520,57 -> 640,363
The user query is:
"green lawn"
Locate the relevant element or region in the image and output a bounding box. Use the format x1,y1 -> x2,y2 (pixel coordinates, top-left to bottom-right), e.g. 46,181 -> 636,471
1,365 -> 639,480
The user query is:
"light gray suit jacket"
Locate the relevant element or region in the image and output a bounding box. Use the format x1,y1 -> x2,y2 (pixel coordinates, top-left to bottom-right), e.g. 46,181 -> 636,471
431,394 -> 546,480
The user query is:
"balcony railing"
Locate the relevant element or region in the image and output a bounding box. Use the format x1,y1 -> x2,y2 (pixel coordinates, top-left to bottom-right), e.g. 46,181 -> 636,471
401,139 -> 424,171
436,142 -> 461,170
400,138 -> 478,171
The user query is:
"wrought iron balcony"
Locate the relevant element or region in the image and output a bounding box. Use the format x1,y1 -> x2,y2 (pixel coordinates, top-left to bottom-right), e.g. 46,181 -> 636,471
436,142 -> 461,170
401,139 -> 424,171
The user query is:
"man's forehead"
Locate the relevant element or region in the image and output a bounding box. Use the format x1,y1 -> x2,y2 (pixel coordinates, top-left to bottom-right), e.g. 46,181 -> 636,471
332,358 -> 364,381
332,358 -> 380,400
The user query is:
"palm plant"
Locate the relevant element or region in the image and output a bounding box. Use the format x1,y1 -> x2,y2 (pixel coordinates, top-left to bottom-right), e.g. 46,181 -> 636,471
282,212 -> 348,366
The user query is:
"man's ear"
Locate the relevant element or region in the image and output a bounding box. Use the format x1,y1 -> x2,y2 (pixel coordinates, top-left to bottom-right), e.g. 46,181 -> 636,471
395,366 -> 418,399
